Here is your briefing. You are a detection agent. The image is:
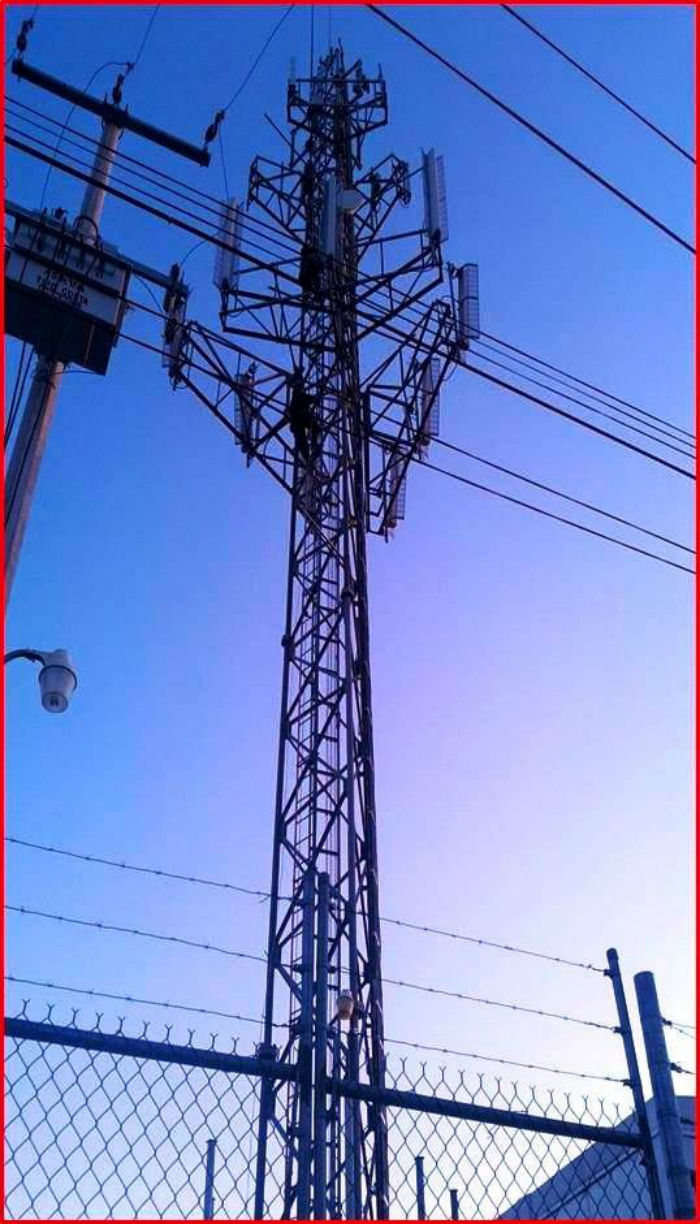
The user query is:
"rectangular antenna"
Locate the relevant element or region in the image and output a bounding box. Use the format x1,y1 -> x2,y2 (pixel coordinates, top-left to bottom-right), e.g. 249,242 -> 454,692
383,445 -> 407,531
457,263 -> 480,346
420,358 -> 441,442
214,199 -> 243,293
422,149 -> 448,242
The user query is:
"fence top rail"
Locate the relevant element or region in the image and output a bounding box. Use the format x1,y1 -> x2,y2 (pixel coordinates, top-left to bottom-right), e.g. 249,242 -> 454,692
336,1078 -> 645,1150
4,1016 -> 297,1082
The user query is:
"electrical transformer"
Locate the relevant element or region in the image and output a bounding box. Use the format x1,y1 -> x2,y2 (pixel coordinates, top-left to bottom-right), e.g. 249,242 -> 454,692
4,210 -> 131,374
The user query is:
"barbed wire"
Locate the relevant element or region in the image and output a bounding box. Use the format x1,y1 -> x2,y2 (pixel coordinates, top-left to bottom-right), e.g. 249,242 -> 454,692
6,905 -> 267,965
382,977 -> 616,1031
663,1017 -> 696,1039
7,903 -> 612,1031
4,972 -> 620,1085
384,1037 -> 627,1085
381,915 -> 604,973
6,835 -> 604,973
6,835 -> 271,900
4,974 -> 281,1029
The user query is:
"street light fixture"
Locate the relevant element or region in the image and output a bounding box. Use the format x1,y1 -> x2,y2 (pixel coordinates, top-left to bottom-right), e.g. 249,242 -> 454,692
4,648 -> 77,713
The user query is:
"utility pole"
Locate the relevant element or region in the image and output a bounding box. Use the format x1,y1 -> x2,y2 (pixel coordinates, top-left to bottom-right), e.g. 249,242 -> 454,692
173,45 -> 479,1218
5,119 -> 120,606
4,54 -> 209,606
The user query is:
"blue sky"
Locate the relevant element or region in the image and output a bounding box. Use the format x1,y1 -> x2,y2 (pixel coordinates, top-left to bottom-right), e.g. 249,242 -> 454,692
4,1 -> 695,1119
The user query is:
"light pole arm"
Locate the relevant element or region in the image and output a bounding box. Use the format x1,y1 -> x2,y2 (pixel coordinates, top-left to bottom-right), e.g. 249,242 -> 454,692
4,649 -> 47,666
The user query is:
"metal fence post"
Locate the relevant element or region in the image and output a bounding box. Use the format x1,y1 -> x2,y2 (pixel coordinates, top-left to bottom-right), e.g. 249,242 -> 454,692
202,1138 -> 216,1219
635,971 -> 695,1220
606,948 -> 665,1219
449,1187 -> 459,1219
253,1042 -> 279,1219
296,870 -> 316,1219
313,872 -> 330,1219
415,1155 -> 426,1219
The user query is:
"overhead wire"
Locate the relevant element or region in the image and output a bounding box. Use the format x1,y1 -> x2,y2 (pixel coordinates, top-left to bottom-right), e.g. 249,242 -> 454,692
366,4 -> 694,255
418,455 -> 694,574
5,116 -> 299,267
125,296 -> 695,569
115,288 -> 695,570
5,342 -> 33,447
352,272 -> 693,447
466,347 -> 694,458
8,81 -> 690,462
500,4 -> 695,165
459,361 -> 694,479
473,335 -> 694,446
9,114 -> 694,477
429,436 -> 693,554
339,275 -> 695,468
6,96 -> 301,254
130,5 -> 160,72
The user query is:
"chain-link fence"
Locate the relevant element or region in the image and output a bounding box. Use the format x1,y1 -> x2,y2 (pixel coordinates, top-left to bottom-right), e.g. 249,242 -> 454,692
382,1058 -> 650,1219
5,1005 -> 659,1220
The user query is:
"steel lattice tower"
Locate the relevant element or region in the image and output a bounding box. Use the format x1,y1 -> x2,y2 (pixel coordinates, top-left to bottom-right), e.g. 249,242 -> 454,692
169,44 -> 477,1219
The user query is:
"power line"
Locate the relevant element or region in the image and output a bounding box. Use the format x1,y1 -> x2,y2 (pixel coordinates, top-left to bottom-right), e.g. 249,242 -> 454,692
364,276 -> 694,453
9,130 -> 693,559
34,61 -> 133,210
6,117 -> 298,268
115,294 -> 695,569
469,348 -> 694,458
479,331 -> 694,442
7,836 -> 605,973
11,90 -> 693,461
348,282 -> 695,473
130,5 -> 160,71
500,5 -> 695,165
418,456 -> 694,575
10,125 -> 694,483
8,103 -> 300,278
5,133 -> 300,289
431,436 -> 693,555
221,4 -> 295,114
6,904 -> 267,965
384,1037 -> 626,1084
366,5 -> 694,255
7,96 -> 301,255
125,280 -> 695,539
475,336 -> 694,446
461,362 -> 695,480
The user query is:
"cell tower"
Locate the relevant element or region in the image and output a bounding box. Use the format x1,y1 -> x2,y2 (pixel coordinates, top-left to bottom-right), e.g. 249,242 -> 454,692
167,46 -> 479,1219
